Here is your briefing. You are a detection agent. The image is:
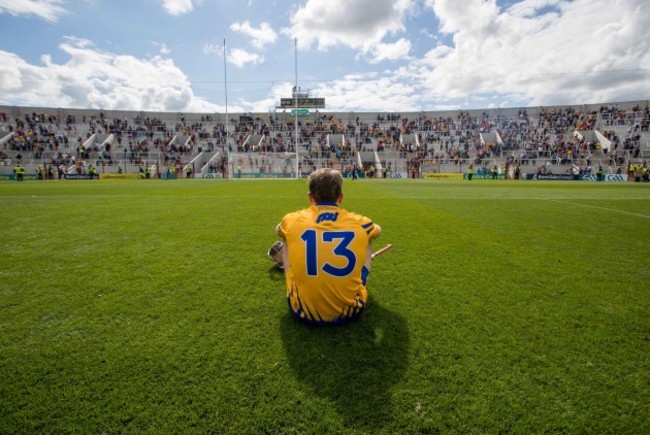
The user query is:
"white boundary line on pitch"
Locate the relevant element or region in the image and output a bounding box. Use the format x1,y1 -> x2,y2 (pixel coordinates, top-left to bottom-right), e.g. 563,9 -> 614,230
547,199 -> 650,219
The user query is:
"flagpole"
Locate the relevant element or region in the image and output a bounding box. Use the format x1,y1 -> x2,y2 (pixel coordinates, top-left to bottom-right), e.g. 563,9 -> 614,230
224,38 -> 230,177
294,37 -> 299,179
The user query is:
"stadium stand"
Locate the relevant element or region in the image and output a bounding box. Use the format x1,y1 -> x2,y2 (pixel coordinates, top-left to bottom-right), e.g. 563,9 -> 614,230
0,101 -> 648,180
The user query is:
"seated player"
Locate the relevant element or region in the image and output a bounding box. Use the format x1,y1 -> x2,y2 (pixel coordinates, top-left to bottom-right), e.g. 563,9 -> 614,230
270,168 -> 381,325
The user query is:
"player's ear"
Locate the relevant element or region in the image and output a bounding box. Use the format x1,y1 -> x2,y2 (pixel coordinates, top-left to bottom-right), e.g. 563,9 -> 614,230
308,192 -> 316,204
337,193 -> 343,204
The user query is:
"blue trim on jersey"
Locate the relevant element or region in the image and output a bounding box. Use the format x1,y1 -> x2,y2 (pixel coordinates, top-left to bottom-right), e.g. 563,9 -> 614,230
316,202 -> 339,207
361,266 -> 370,286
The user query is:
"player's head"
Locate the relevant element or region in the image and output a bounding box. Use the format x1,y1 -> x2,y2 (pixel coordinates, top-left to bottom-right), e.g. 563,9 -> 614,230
308,168 -> 343,203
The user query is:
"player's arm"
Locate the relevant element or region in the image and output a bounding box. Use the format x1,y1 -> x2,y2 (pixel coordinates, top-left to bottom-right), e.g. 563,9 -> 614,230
359,213 -> 382,241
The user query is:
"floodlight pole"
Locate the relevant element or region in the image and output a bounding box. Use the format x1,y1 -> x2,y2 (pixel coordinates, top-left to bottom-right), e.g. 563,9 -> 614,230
224,38 -> 230,174
294,38 -> 299,179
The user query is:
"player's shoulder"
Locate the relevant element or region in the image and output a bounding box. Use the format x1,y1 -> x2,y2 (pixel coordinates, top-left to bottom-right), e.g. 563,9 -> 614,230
281,207 -> 311,223
334,210 -> 374,230
340,208 -> 373,223
339,208 -> 381,236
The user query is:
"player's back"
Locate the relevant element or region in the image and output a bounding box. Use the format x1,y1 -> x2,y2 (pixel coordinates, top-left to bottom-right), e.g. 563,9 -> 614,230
280,202 -> 379,323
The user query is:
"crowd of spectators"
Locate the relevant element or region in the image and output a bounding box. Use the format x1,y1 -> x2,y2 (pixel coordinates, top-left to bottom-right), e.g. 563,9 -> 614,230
1,104 -> 648,175
0,110 -> 230,171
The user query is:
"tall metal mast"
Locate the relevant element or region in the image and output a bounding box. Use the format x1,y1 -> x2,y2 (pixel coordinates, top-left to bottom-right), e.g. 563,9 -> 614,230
294,38 -> 299,178
224,39 -> 230,166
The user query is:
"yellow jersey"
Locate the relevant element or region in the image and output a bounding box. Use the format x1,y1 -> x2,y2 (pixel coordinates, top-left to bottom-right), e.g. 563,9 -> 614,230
279,202 -> 381,324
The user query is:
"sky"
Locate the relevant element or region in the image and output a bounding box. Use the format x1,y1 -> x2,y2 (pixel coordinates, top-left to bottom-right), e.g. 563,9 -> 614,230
0,0 -> 649,113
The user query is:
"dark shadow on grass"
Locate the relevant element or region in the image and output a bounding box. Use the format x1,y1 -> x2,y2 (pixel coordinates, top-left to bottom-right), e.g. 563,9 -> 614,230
279,296 -> 409,430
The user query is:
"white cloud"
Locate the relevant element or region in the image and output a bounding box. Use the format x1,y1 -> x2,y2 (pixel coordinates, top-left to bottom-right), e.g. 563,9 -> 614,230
420,28 -> 436,40
413,0 -> 650,107
425,0 -> 499,35
0,38 -> 222,112
62,35 -> 94,48
204,44 -> 265,69
370,38 -> 412,63
507,0 -> 564,19
237,82 -> 294,112
160,0 -> 194,16
0,0 -> 67,22
227,48 -> 264,69
283,0 -> 416,52
235,73 -> 420,113
246,0 -> 649,112
202,44 -> 220,55
313,73 -> 419,112
230,21 -> 278,49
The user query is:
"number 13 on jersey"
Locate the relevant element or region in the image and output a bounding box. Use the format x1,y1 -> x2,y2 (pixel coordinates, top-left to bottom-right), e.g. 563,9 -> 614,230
300,229 -> 358,277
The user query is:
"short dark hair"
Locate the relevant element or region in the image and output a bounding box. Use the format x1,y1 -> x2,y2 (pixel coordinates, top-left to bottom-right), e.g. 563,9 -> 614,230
308,168 -> 343,203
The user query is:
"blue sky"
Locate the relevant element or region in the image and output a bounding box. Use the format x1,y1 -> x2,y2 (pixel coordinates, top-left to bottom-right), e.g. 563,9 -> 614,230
0,0 -> 648,113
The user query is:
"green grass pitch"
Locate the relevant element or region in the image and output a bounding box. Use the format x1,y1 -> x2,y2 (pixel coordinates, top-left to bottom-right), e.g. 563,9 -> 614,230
1,179 -> 649,433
